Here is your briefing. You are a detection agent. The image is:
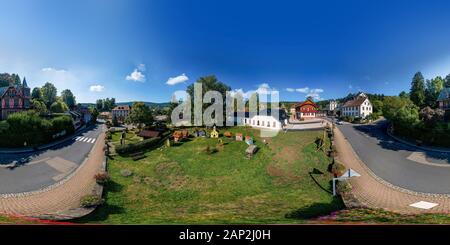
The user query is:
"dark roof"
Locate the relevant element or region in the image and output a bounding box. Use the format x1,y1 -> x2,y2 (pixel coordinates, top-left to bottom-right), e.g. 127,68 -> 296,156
437,88 -> 450,101
343,96 -> 367,107
138,130 -> 160,138
113,105 -> 130,110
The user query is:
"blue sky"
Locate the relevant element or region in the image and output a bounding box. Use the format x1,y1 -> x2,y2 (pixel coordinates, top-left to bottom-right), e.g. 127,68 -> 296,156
1,0 -> 450,103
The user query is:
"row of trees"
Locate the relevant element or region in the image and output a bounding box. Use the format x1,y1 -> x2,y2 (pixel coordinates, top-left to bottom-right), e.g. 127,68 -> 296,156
409,72 -> 450,109
382,72 -> 450,147
31,82 -> 76,114
0,73 -> 21,87
96,98 -> 116,112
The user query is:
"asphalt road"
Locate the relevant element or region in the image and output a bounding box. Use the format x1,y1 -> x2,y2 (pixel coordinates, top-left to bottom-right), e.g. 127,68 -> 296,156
0,124 -> 103,194
338,120 -> 450,194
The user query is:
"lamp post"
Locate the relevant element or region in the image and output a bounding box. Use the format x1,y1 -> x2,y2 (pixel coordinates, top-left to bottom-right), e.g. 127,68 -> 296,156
332,168 -> 361,196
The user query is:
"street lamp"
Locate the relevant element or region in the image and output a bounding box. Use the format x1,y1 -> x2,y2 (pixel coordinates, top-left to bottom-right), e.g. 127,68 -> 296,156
332,168 -> 361,196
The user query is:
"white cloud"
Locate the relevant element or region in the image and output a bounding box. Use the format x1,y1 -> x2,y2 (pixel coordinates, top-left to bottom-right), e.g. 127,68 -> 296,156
286,86 -> 324,100
166,73 -> 189,85
295,87 -> 309,93
89,85 -> 104,92
231,83 -> 278,101
41,67 -> 67,73
126,68 -> 145,82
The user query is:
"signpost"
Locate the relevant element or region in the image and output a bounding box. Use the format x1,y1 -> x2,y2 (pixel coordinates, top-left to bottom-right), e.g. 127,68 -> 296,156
332,168 -> 361,196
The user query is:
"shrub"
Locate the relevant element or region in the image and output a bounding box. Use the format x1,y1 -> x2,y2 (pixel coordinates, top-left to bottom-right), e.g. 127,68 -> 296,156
80,194 -> 104,208
331,161 -> 346,177
0,111 -> 74,147
116,137 -> 161,154
205,145 -> 218,154
94,172 -> 110,184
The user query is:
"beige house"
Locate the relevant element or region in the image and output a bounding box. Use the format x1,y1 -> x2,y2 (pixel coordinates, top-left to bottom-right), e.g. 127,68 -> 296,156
112,105 -> 130,122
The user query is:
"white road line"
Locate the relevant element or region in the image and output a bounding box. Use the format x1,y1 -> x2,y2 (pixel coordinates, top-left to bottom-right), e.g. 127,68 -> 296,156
77,137 -> 84,141
91,138 -> 96,143
75,136 -> 82,140
83,137 -> 90,142
88,138 -> 95,143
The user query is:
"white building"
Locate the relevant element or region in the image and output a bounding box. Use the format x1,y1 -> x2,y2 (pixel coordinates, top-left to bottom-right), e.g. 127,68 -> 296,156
341,93 -> 372,118
241,109 -> 287,130
327,100 -> 338,111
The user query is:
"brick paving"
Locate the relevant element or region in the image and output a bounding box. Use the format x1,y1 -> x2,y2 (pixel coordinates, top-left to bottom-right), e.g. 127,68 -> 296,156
0,132 -> 105,218
334,127 -> 450,214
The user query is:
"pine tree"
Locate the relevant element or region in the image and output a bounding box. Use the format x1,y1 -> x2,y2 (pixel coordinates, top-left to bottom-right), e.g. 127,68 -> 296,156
410,72 -> 426,108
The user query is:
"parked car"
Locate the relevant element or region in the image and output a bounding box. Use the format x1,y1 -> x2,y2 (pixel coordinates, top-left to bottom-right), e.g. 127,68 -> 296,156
336,121 -> 344,125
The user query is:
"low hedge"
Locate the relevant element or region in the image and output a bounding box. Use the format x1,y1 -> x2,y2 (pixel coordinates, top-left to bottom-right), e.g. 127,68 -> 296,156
116,137 -> 161,155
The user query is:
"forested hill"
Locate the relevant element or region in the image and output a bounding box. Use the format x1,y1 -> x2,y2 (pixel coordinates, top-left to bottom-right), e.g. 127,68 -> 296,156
0,73 -> 22,87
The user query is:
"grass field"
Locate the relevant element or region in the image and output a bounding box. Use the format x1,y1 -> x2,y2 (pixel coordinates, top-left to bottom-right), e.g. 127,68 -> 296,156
78,127 -> 344,224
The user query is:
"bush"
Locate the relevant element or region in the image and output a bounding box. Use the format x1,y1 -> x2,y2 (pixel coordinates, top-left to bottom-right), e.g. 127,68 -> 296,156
94,172 -> 110,184
0,111 -> 74,147
80,194 -> 104,208
330,161 -> 346,177
116,137 -> 161,154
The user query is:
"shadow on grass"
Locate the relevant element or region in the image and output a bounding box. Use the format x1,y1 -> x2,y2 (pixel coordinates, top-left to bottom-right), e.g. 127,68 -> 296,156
285,197 -> 344,220
105,180 -> 123,193
308,169 -> 332,195
74,203 -> 126,223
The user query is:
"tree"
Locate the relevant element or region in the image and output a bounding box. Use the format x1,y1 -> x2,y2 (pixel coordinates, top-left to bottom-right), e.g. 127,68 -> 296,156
31,87 -> 43,101
61,89 -> 76,109
31,99 -> 47,115
419,107 -> 445,127
410,72 -> 426,108
50,100 -> 69,113
41,82 -> 58,108
89,107 -> 99,123
425,76 -> 444,108
125,102 -> 153,129
399,91 -> 409,99
445,74 -> 450,88
372,99 -> 383,114
186,75 -> 231,124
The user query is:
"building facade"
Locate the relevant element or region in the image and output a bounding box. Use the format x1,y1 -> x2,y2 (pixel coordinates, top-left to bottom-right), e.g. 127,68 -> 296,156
327,100 -> 338,111
241,109 -> 287,130
112,105 -> 131,122
0,78 -> 30,120
291,97 -> 318,120
341,93 -> 372,118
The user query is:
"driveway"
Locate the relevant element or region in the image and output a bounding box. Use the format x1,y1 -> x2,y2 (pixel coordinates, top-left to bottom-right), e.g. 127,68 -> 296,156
0,124 -> 104,194
338,120 -> 450,194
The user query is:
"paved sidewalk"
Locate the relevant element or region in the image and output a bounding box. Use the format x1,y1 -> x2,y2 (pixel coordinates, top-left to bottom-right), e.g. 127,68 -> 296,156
334,127 -> 450,214
0,132 -> 105,218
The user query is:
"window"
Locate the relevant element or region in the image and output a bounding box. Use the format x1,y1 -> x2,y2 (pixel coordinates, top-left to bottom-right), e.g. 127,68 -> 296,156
257,120 -> 260,126
262,121 -> 265,126
273,121 -> 276,128
267,121 -> 270,127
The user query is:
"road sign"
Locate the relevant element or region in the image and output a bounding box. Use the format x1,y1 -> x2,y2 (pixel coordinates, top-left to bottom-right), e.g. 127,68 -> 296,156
333,168 -> 361,196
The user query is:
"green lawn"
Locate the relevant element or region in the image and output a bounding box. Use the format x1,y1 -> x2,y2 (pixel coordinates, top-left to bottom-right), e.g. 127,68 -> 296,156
311,208 -> 450,224
78,127 -> 344,224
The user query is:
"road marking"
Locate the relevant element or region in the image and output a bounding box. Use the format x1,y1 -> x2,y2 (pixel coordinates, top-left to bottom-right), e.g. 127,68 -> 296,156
75,136 -> 96,144
409,201 -> 438,210
407,152 -> 450,167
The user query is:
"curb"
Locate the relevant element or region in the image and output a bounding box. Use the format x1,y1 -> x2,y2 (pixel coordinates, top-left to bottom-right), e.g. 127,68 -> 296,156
386,124 -> 450,154
333,126 -> 450,200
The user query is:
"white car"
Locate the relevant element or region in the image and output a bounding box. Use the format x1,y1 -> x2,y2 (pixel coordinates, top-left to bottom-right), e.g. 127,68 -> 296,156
336,121 -> 344,125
